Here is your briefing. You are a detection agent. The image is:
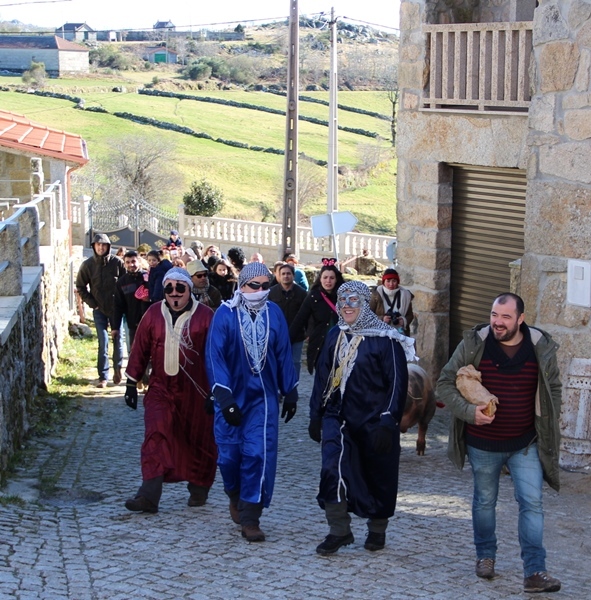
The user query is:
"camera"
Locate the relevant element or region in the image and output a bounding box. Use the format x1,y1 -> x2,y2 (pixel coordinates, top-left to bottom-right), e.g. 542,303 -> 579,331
386,309 -> 402,323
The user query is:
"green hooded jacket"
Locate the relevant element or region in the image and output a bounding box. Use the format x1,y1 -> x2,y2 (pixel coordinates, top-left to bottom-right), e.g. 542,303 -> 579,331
436,324 -> 562,491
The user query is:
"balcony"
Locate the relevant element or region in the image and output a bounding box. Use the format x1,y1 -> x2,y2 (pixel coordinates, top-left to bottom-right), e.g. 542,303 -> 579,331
421,21 -> 533,114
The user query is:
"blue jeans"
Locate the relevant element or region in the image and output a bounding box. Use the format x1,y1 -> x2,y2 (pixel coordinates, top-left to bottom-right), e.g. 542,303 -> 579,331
467,443 -> 546,577
94,309 -> 122,381
291,340 -> 304,380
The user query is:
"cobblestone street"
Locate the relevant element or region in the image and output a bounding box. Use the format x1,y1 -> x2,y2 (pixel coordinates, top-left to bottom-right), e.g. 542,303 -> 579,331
0,369 -> 589,599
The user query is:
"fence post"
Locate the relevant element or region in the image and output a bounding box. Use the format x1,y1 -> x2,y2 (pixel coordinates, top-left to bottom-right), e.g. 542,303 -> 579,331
0,222 -> 23,296
17,206 -> 40,267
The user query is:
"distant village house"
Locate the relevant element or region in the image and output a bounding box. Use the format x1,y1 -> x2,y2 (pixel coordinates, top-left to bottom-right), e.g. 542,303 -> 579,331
55,23 -> 97,43
143,47 -> 178,64
0,35 -> 89,75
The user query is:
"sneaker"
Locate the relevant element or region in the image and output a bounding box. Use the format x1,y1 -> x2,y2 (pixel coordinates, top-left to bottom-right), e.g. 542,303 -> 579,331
96,379 -> 107,389
241,525 -> 265,542
113,367 -> 122,385
476,558 -> 496,579
364,531 -> 386,551
523,572 -> 561,593
124,496 -> 158,514
316,532 -> 354,555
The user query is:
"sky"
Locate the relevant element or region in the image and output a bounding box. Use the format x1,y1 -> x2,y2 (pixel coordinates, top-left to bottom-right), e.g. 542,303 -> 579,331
0,0 -> 401,33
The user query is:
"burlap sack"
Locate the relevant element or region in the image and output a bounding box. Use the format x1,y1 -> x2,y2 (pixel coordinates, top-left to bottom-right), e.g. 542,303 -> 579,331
456,364 -> 498,416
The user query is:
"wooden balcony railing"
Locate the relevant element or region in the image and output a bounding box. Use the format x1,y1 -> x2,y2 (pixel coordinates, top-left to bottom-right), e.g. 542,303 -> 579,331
421,21 -> 533,113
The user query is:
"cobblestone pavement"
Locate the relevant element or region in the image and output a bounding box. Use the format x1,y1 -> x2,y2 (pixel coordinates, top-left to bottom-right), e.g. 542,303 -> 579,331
0,368 -> 589,600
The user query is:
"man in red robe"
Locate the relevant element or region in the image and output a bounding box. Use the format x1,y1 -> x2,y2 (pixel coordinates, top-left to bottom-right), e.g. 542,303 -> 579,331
124,267 -> 216,513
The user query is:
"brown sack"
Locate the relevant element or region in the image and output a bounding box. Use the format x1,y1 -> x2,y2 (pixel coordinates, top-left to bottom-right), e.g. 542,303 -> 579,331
456,365 -> 499,416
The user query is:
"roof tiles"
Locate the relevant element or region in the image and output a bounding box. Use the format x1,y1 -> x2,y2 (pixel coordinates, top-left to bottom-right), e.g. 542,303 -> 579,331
0,110 -> 88,164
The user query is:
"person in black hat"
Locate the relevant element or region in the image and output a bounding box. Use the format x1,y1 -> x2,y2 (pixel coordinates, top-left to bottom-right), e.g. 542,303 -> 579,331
168,230 -> 182,248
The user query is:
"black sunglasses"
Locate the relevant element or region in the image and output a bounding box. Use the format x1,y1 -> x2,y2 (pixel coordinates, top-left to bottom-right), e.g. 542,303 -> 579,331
245,280 -> 270,290
192,272 -> 208,279
164,282 -> 188,294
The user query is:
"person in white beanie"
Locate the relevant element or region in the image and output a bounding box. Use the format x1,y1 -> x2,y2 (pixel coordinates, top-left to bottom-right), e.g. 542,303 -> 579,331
123,267 -> 217,514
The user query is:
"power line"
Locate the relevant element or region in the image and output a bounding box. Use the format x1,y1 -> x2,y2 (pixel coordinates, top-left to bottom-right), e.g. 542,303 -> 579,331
0,0 -> 71,6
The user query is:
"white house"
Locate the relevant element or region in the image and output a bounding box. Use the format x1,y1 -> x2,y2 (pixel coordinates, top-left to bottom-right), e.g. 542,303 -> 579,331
0,35 -> 89,75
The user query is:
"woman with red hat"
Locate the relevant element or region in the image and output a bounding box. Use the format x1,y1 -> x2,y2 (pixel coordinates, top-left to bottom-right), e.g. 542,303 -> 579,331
369,268 -> 414,336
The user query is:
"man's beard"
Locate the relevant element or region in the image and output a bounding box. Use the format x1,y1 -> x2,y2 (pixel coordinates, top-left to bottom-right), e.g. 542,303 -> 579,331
493,322 -> 519,343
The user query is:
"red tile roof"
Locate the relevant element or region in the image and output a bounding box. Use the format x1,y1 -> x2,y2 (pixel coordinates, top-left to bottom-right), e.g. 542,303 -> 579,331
0,110 -> 89,165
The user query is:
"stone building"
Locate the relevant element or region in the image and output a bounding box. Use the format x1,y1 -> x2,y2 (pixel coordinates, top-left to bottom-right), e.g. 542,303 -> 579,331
397,0 -> 591,468
0,35 -> 89,75
0,110 -> 88,470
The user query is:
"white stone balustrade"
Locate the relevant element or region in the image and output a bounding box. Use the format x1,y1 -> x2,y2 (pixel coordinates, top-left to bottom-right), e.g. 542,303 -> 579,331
179,213 -> 393,265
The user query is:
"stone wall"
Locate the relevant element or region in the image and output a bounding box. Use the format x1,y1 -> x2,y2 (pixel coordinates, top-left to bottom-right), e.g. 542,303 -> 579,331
521,0 -> 591,468
397,0 -> 529,380
0,271 -> 43,471
424,0 -> 536,23
397,0 -> 591,467
0,49 -> 60,73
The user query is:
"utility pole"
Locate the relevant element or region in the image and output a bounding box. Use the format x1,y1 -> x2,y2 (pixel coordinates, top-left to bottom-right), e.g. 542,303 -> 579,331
281,0 -> 299,258
327,7 -> 338,214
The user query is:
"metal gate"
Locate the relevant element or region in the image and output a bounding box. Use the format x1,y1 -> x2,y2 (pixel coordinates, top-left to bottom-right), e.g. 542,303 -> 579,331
89,198 -> 179,249
449,165 -> 527,351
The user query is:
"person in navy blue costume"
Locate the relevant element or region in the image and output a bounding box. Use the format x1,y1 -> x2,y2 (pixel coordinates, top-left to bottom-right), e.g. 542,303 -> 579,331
309,280 -> 417,555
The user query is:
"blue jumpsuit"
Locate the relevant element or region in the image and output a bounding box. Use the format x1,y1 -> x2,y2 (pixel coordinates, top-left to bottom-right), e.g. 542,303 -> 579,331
206,301 -> 297,507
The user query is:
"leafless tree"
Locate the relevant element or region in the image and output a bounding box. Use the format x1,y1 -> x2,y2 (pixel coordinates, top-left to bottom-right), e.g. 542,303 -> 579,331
104,136 -> 182,205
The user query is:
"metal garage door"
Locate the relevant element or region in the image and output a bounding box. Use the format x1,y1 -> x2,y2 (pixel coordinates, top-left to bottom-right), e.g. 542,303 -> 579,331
449,165 -> 526,351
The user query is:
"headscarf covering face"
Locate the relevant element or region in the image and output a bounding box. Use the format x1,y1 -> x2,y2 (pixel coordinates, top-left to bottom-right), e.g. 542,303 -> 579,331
238,261 -> 271,288
336,280 -> 418,362
228,261 -> 272,310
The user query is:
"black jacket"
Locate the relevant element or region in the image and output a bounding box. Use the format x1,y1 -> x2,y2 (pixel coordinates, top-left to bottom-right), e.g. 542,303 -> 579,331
75,244 -> 125,319
112,270 -> 150,331
289,287 -> 339,374
209,272 -> 237,301
148,259 -> 173,302
268,283 -> 308,342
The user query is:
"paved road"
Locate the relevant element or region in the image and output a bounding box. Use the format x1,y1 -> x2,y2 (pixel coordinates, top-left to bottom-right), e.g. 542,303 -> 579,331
0,368 -> 589,600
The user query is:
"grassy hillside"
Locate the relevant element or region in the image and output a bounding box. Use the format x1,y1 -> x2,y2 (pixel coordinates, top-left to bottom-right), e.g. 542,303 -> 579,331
0,83 -> 397,234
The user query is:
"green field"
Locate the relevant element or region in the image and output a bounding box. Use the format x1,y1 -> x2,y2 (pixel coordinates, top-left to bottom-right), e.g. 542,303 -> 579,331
0,79 -> 397,233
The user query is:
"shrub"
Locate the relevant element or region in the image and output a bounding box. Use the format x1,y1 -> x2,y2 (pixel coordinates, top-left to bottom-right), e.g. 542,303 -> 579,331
183,179 -> 224,216
22,61 -> 46,87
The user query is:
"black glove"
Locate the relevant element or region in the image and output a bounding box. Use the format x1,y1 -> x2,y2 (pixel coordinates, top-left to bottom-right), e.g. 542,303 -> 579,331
308,419 -> 322,443
372,426 -> 393,454
281,387 -> 298,423
125,379 -> 138,410
281,401 -> 297,423
222,403 -> 243,426
205,393 -> 215,415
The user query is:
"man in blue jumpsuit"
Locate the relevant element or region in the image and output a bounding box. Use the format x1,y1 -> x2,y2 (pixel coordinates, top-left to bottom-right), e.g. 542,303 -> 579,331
309,280 -> 415,555
206,262 -> 298,542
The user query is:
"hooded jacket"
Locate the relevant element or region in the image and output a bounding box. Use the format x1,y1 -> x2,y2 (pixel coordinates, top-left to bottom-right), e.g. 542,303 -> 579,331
436,323 -> 562,491
75,234 -> 125,318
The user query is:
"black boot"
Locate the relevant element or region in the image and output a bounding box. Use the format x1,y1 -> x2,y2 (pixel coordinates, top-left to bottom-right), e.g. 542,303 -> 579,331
125,476 -> 162,513
316,533 -> 354,555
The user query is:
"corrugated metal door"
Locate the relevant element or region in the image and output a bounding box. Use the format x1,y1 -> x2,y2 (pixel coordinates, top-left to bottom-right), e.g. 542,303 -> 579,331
449,165 -> 526,351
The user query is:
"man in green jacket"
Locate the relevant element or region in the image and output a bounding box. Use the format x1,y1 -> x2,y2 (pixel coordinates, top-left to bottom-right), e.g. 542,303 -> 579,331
437,293 -> 562,594
76,233 -> 126,387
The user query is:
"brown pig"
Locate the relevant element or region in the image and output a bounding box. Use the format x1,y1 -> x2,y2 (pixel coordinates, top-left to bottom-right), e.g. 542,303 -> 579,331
401,363 -> 436,455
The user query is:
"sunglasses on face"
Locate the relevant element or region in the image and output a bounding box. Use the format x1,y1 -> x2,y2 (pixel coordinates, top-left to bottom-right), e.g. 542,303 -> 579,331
337,294 -> 362,308
245,280 -> 270,290
164,282 -> 188,294
192,273 -> 208,279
